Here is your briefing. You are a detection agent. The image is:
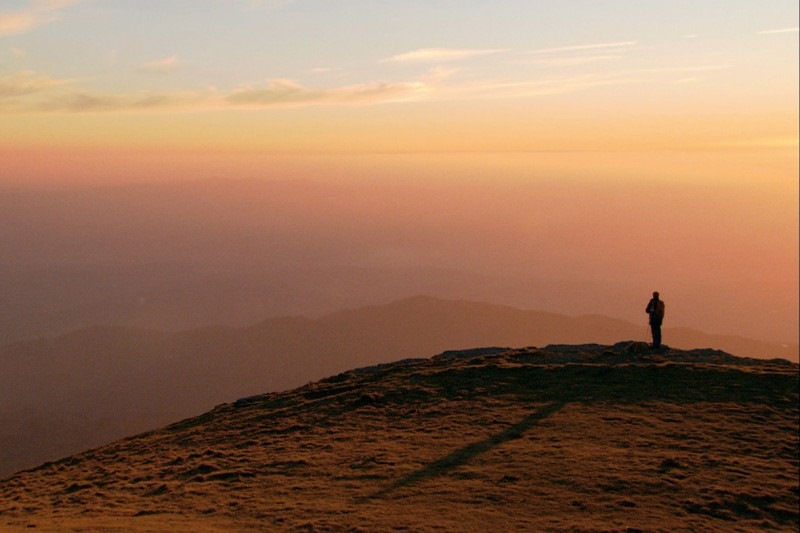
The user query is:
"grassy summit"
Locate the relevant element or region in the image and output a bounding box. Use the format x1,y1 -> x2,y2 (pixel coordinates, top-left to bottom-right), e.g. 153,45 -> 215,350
1,343 -> 797,532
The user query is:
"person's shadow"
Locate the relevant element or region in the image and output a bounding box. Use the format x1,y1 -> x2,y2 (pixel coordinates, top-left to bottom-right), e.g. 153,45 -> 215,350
364,400 -> 566,500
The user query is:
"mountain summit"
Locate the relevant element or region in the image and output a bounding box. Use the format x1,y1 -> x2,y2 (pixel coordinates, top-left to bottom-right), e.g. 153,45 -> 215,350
1,343 -> 797,532
2,296 -> 796,480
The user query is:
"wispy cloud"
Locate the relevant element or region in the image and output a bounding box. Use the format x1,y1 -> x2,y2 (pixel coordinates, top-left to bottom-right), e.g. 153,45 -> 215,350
138,55 -> 181,74
527,41 -> 637,55
0,66 -> 685,114
0,70 -> 67,98
310,67 -> 341,74
757,27 -> 799,35
0,54 -> 732,114
429,61 -> 730,102
422,67 -> 460,84
515,54 -> 622,67
1,70 -> 431,113
0,69 -> 207,112
382,48 -> 507,64
227,79 -> 427,107
440,73 -> 648,101
35,91 -> 207,113
514,41 -> 636,69
0,0 -> 82,36
627,65 -> 730,75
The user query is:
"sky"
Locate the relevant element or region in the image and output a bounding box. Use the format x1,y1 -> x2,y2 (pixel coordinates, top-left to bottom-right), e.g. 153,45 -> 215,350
1,0 -> 797,158
0,1 -> 798,343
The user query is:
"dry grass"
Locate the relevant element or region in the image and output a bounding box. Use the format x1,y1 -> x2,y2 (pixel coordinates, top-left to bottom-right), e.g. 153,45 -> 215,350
1,344 -> 797,532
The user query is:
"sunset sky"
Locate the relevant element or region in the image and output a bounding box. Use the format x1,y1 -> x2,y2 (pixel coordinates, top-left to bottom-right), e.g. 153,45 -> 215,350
0,1 -> 798,343
1,0 -> 797,158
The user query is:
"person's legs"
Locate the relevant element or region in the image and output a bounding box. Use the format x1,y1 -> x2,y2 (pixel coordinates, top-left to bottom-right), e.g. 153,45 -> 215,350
652,323 -> 662,349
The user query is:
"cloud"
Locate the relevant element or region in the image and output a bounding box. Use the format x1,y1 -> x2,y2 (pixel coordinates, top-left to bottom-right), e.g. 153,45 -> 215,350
227,79 -> 324,105
757,27 -> 799,35
441,74 -> 648,101
1,70 -> 429,113
0,70 -> 66,98
527,41 -> 637,55
5,49 -> 728,114
511,42 -> 636,69
382,48 -> 507,64
0,0 -> 82,36
627,65 -> 730,74
310,67 -> 339,74
138,55 -> 181,74
422,67 -> 460,84
0,11 -> 38,36
35,92 -> 201,113
515,54 -> 622,67
227,79 -> 427,107
0,69 -> 210,113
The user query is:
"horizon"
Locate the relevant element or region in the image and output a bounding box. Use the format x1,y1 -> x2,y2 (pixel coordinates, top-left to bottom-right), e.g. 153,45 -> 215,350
1,1 -> 798,345
0,176 -> 797,346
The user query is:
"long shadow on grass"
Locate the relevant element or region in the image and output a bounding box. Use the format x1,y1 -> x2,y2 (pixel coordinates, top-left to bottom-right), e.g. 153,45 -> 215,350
367,400 -> 566,500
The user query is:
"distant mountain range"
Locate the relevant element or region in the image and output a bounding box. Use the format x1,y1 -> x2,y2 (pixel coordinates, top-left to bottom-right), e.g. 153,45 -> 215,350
1,296 -> 796,478
2,178 -> 796,347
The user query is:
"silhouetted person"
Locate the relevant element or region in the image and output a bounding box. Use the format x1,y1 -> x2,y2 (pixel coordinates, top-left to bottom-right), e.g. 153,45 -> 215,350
646,291 -> 665,349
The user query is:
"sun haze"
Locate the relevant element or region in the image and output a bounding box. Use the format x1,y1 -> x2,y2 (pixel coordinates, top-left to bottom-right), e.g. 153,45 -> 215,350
0,1 -> 797,344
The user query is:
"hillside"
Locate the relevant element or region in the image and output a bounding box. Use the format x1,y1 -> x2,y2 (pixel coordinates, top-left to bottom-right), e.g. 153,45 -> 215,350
1,296 -> 797,479
0,342 -> 797,532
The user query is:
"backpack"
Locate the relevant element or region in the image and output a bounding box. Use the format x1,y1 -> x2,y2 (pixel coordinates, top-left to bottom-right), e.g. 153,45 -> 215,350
653,300 -> 665,319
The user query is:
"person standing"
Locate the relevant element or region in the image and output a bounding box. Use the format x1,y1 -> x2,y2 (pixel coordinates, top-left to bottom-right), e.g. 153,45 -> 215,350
646,291 -> 665,349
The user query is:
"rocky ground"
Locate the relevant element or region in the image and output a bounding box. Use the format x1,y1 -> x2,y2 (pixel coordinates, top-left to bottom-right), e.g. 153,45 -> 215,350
1,342 -> 797,532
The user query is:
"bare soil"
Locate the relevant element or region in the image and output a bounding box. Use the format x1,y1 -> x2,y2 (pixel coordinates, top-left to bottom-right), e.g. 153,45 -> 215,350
1,343 -> 797,532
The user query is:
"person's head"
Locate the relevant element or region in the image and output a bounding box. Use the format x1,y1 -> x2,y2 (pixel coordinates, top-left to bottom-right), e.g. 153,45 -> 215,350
653,291 -> 660,299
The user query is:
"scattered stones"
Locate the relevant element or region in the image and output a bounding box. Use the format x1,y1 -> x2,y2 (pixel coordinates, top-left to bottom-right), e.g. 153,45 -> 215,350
0,345 -> 796,531
144,484 -> 168,497
659,458 -> 682,473
354,392 -> 384,406
63,483 -> 91,494
624,341 -> 651,354
177,464 -> 217,481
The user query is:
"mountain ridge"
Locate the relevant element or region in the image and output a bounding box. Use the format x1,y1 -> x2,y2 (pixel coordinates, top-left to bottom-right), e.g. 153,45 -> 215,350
1,296 -> 796,479
2,178 -> 796,345
1,343 -> 797,531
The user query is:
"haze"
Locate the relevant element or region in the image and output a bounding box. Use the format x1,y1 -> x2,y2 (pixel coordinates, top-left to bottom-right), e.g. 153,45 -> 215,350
1,1 -> 798,346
